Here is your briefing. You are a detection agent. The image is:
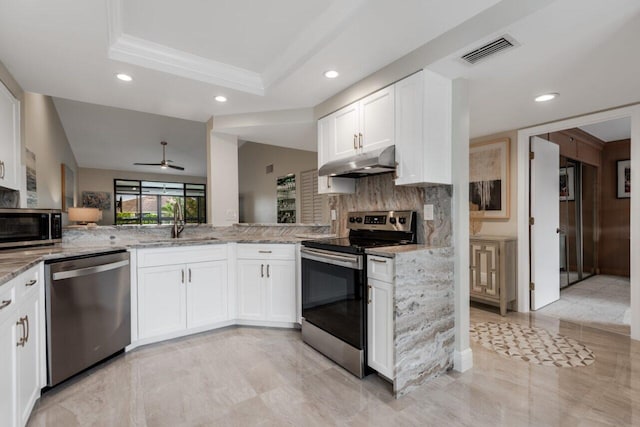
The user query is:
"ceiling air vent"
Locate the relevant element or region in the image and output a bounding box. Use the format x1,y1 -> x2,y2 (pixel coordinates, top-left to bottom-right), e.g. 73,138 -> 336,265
461,35 -> 517,65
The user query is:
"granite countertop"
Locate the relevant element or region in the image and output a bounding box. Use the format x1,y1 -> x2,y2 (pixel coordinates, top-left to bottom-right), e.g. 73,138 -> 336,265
365,244 -> 447,258
0,233 -> 335,287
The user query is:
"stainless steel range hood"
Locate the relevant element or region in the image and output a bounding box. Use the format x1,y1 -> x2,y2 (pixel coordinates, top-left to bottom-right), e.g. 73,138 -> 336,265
318,145 -> 395,178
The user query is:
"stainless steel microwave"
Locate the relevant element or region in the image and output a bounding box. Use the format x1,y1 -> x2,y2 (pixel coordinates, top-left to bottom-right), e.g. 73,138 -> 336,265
0,209 -> 62,249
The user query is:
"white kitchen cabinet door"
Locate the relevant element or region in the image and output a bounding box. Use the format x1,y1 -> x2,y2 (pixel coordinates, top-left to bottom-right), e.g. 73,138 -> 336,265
236,260 -> 265,320
16,290 -> 39,427
0,81 -> 21,191
394,71 -> 424,186
359,86 -> 394,153
367,278 -> 394,379
264,260 -> 296,323
0,316 -> 17,427
138,265 -> 186,339
331,103 -> 360,162
187,260 -> 228,328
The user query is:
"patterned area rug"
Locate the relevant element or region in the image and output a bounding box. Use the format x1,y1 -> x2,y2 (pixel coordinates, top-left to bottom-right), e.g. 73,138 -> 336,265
470,322 -> 596,367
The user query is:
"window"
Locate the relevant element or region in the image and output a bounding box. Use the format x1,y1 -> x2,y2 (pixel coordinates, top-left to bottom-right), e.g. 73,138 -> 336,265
114,179 -> 206,225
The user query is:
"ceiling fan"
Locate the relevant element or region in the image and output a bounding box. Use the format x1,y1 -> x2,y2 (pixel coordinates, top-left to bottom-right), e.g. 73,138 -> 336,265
134,141 -> 185,171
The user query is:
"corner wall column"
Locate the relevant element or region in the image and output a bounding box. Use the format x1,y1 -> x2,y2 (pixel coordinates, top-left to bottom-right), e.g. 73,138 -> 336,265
451,78 -> 473,371
207,118 -> 239,226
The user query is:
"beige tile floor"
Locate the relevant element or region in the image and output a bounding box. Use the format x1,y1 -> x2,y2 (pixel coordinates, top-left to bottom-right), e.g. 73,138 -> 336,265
28,308 -> 640,427
538,274 -> 630,335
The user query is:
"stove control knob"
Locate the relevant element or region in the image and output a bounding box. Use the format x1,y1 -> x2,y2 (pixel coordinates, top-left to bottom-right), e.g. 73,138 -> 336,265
349,217 -> 356,223
399,217 -> 407,225
355,217 -> 363,223
389,217 -> 397,224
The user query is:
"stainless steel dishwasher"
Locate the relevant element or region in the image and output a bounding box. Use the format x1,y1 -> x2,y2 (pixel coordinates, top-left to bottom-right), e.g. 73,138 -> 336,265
45,250 -> 130,387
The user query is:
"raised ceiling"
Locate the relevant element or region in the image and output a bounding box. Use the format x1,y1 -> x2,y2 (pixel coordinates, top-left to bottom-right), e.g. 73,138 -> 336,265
579,118 -> 631,143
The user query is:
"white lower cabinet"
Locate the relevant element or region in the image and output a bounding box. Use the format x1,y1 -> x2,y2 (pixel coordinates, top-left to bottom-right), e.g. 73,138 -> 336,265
0,265 -> 41,427
137,246 -> 230,341
236,245 -> 296,324
367,255 -> 395,380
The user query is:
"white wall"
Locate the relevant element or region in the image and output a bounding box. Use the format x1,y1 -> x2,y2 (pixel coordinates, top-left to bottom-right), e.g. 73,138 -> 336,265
207,131 -> 239,225
78,167 -> 206,225
238,141 -> 317,223
470,130 -> 518,236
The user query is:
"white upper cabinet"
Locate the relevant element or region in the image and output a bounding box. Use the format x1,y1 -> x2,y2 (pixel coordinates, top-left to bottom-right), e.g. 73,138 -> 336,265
318,85 -> 396,169
394,70 -> 452,185
0,81 -> 21,191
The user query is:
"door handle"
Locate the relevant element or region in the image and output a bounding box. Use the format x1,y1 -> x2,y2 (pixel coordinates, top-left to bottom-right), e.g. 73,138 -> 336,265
25,279 -> 37,287
358,133 -> 363,149
188,268 -> 192,283
258,250 -> 272,254
556,228 -> 562,234
16,317 -> 26,347
0,160 -> 4,179
0,299 -> 11,310
181,269 -> 185,283
24,315 -> 29,343
266,264 -> 270,278
261,264 -> 264,278
353,134 -> 357,150
367,285 -> 372,304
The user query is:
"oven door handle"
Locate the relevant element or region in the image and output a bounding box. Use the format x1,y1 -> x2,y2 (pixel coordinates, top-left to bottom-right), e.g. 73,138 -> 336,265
301,248 -> 363,270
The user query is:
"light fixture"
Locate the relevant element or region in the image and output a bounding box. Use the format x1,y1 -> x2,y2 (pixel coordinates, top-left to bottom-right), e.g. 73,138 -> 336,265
116,73 -> 133,82
215,95 -> 227,103
324,70 -> 339,79
535,92 -> 558,102
68,207 -> 101,227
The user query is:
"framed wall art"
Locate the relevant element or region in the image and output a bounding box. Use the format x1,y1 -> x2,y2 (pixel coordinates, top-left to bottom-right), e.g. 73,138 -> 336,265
469,138 -> 510,220
559,166 -> 575,201
617,159 -> 631,199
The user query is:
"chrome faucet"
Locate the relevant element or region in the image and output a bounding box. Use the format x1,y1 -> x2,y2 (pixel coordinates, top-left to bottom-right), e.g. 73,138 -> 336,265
171,202 -> 184,238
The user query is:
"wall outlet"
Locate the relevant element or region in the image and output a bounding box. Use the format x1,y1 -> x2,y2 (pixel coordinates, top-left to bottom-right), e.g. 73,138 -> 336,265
330,209 -> 337,221
424,204 -> 434,221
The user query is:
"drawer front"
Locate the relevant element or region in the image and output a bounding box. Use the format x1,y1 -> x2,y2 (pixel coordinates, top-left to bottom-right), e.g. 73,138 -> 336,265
0,280 -> 16,324
14,265 -> 40,299
138,244 -> 228,267
237,244 -> 295,260
367,255 -> 394,282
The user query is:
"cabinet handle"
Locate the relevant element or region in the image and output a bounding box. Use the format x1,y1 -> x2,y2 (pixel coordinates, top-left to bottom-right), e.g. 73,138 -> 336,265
181,269 -> 185,283
358,132 -> 363,149
353,134 -> 358,150
25,279 -> 37,287
371,258 -> 387,264
24,315 -> 29,344
261,264 -> 264,278
266,264 -> 270,278
367,285 -> 372,304
188,268 -> 192,283
0,299 -> 11,310
16,317 -> 26,347
258,250 -> 272,254
0,160 -> 4,179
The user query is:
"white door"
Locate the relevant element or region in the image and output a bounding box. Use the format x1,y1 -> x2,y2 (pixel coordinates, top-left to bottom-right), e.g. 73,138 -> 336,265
187,260 -> 228,328
367,278 -> 394,379
236,260 -> 265,320
332,103 -> 359,161
264,260 -> 296,322
138,265 -> 186,339
16,291 -> 39,427
530,136 -> 560,310
0,316 -> 17,427
359,86 -> 395,153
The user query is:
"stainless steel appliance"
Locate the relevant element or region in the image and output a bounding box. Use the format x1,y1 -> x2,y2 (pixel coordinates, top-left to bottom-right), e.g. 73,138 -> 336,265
45,250 -> 131,387
318,146 -> 395,177
0,208 -> 62,249
301,210 -> 416,377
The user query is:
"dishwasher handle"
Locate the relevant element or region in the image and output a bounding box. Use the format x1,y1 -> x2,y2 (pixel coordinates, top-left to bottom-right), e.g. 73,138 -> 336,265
52,259 -> 130,281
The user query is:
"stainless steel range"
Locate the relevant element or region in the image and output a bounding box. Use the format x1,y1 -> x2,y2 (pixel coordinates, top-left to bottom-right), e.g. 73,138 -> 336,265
300,210 -> 416,377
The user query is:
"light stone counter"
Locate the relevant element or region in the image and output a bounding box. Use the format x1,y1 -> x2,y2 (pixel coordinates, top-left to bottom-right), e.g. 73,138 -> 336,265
365,244 -> 446,258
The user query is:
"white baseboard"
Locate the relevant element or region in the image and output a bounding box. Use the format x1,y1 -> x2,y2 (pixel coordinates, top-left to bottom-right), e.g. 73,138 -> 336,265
453,348 -> 473,372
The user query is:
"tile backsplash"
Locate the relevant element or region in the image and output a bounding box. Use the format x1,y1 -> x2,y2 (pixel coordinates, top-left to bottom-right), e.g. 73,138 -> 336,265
327,173 -> 452,246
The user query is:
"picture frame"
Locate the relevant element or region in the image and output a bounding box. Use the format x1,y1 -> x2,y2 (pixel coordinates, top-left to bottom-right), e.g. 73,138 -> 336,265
617,159 -> 631,199
82,191 -> 111,210
61,163 -> 75,212
469,138 -> 510,220
559,166 -> 575,201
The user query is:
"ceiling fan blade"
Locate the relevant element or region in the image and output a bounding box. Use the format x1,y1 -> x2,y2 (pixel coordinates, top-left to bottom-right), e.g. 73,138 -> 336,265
134,162 -> 163,166
168,164 -> 185,171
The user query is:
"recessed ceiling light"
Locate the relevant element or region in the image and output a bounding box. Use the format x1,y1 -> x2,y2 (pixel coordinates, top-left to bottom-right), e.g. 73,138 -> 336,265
215,95 -> 227,103
364,166 -> 372,170
324,70 -> 339,79
535,93 -> 558,102
116,73 -> 133,82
